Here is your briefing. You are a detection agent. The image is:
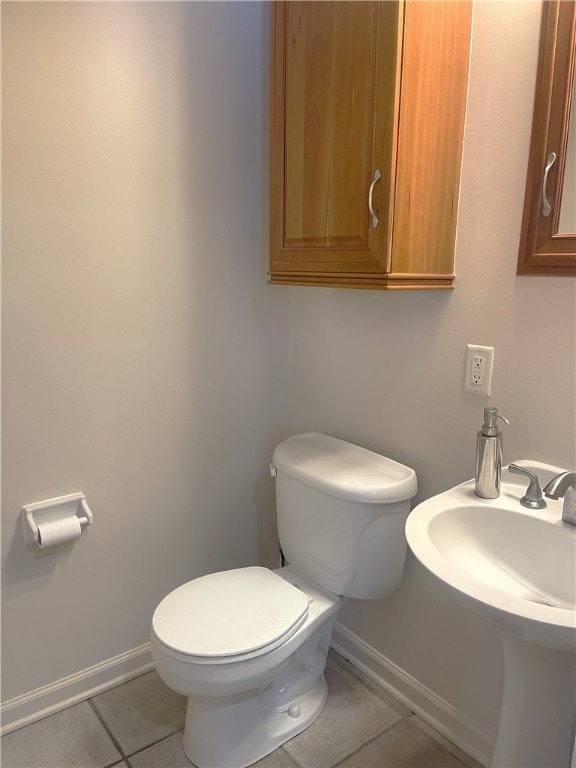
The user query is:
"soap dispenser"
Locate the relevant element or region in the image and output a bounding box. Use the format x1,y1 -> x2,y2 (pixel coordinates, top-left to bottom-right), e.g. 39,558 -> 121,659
475,407 -> 510,499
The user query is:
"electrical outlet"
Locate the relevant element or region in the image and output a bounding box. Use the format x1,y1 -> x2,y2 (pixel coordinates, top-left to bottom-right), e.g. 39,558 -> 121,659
465,344 -> 495,395
471,355 -> 484,385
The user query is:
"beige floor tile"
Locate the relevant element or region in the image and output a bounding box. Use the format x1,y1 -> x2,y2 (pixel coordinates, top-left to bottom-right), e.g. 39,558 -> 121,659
338,717 -> 466,768
129,732 -> 298,768
413,718 -> 484,768
252,747 -> 300,768
91,671 -> 186,756
283,657 -> 403,768
0,701 -> 121,768
129,733 -> 191,768
329,651 -> 410,718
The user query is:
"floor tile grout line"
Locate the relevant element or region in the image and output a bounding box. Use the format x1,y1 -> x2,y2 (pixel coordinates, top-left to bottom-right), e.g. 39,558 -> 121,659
331,712 -> 477,768
330,714 -> 412,768
123,727 -> 186,761
87,697 -> 128,763
87,694 -> 186,764
330,651 -> 478,766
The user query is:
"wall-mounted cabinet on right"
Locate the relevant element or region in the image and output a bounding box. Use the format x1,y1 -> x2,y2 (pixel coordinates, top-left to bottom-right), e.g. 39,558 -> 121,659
270,1 -> 472,290
517,0 -> 576,277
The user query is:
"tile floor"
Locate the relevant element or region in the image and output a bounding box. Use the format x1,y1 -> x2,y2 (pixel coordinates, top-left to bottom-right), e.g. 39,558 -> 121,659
1,651 -> 481,768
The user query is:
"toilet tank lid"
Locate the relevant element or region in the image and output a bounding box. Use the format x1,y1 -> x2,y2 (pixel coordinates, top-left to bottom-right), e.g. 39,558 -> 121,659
272,433 -> 417,504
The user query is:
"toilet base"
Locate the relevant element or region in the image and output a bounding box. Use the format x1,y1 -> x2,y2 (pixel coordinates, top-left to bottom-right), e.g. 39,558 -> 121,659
182,620 -> 334,768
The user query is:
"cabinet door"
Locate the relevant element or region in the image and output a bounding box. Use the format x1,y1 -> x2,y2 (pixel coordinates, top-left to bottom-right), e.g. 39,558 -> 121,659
270,1 -> 401,287
517,0 -> 576,276
390,1 -> 472,287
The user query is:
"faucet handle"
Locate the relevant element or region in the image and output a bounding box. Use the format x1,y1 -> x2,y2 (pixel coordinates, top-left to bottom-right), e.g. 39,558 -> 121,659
508,464 -> 547,509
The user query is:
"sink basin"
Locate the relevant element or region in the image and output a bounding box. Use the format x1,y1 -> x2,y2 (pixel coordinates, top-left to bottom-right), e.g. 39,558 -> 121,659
405,461 -> 576,767
405,462 -> 576,651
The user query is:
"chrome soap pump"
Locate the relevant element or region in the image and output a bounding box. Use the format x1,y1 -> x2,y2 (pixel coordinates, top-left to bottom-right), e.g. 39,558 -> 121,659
475,407 -> 510,499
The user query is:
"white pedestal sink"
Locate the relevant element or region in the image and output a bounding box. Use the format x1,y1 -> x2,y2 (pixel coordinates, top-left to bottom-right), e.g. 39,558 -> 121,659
405,461 -> 576,768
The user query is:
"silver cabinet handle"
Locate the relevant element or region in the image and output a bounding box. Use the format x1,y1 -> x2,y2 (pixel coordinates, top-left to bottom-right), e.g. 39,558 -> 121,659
368,169 -> 381,228
542,151 -> 557,217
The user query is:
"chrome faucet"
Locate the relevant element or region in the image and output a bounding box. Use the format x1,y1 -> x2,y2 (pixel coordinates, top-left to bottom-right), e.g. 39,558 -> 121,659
543,471 -> 576,526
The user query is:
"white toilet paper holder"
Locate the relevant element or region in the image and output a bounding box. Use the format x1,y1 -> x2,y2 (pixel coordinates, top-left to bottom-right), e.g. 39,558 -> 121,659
22,493 -> 94,547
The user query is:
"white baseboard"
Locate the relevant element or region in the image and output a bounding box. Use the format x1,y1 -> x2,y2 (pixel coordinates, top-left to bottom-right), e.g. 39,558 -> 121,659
1,643 -> 154,736
331,622 -> 494,767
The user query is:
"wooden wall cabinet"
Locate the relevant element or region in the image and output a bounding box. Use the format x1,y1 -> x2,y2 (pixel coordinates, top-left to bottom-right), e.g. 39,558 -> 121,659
517,0 -> 576,277
270,1 -> 472,290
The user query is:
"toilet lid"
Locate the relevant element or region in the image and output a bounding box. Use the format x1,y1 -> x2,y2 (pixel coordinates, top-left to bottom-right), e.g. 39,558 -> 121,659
152,567 -> 310,658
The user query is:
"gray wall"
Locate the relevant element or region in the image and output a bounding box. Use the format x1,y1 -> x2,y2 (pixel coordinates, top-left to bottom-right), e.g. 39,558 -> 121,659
1,1 -> 290,701
289,0 -> 576,743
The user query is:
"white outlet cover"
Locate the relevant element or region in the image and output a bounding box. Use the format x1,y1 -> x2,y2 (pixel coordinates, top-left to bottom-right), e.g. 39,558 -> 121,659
464,344 -> 495,395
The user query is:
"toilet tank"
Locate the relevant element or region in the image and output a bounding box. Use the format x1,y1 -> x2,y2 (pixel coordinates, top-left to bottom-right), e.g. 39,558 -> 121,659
272,433 -> 417,599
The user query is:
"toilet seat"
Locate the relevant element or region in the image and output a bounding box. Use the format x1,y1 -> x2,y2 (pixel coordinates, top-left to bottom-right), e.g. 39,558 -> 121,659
152,566 -> 310,663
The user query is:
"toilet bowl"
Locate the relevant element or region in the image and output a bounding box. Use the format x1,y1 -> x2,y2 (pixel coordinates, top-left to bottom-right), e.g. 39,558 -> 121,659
151,433 -> 417,768
152,567 -> 341,768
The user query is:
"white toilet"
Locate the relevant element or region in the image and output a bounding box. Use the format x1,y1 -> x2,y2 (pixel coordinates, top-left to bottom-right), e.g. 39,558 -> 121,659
151,433 -> 417,768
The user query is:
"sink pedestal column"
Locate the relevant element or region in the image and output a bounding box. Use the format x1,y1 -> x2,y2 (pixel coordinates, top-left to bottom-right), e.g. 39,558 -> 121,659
492,631 -> 575,768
